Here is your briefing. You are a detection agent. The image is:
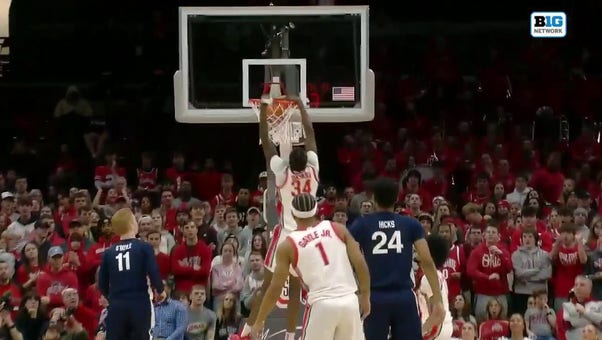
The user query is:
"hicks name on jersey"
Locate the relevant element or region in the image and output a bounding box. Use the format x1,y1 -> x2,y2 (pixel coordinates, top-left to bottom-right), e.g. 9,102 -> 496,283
378,220 -> 395,229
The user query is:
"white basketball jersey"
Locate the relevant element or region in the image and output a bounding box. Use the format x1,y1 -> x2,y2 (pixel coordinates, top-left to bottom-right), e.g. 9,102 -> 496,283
270,151 -> 320,231
287,221 -> 357,305
419,270 -> 453,329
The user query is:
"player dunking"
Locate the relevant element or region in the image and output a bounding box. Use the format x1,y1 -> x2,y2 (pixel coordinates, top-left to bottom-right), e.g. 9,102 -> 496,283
98,208 -> 166,340
349,177 -> 445,340
252,193 -> 371,339
419,234 -> 453,340
239,95 -> 319,340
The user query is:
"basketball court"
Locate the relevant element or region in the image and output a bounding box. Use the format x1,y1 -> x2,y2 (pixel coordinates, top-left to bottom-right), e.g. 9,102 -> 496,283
174,5 -> 375,338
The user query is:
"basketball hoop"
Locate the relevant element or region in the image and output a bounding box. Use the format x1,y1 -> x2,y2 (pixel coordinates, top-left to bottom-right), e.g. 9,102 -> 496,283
250,97 -> 303,146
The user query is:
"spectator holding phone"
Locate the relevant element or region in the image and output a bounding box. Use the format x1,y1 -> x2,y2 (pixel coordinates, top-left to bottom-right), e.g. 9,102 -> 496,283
557,276 -> 602,340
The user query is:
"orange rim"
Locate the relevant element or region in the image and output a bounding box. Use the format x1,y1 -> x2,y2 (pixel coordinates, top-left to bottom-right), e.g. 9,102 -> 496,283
249,98 -> 298,107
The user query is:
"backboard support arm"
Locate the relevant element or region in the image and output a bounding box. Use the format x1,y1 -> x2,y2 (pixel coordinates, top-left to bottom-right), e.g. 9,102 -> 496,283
264,18 -> 300,231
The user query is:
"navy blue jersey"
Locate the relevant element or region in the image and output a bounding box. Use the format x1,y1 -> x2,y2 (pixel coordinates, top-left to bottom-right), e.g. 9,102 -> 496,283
349,212 -> 424,292
98,238 -> 163,301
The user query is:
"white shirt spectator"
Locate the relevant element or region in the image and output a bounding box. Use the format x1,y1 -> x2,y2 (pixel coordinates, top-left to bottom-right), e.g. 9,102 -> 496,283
506,187 -> 531,206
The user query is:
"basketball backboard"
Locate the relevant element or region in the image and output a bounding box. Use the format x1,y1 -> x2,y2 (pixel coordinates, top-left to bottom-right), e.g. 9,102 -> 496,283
174,5 -> 374,123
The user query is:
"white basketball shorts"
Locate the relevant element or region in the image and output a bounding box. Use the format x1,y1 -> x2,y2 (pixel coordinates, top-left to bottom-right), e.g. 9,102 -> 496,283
264,224 -> 292,272
300,294 -> 364,340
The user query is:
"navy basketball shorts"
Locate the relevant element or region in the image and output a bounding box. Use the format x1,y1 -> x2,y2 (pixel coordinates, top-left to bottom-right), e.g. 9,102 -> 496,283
364,289 -> 422,340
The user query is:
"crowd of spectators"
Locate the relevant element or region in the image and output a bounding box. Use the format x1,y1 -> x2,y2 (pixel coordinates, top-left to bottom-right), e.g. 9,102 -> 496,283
3,3 -> 602,340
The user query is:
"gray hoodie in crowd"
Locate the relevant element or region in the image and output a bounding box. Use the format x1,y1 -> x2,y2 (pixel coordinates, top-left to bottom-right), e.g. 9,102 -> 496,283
511,246 -> 552,295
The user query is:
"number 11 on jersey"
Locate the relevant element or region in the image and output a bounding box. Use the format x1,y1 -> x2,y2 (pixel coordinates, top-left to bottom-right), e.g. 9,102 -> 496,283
116,251 -> 131,271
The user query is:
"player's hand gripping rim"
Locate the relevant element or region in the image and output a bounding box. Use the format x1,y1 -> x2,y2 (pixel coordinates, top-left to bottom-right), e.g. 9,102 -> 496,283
284,94 -> 306,107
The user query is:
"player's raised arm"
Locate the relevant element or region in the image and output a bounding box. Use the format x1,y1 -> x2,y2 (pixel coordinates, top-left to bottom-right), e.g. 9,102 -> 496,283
259,96 -> 278,160
290,95 -> 317,153
252,239 -> 295,334
333,222 -> 371,319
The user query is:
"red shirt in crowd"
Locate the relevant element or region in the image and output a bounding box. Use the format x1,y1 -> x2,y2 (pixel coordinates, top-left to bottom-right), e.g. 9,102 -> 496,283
49,232 -> 66,247
250,188 -> 263,207
467,242 -> 512,296
570,136 -> 601,164
422,177 -> 448,199
193,170 -> 222,201
442,244 -> 465,303
170,240 -> 212,293
553,244 -> 584,298
479,320 -> 509,340
530,167 -> 564,204
36,268 -> 78,311
63,236 -> 89,291
164,167 -> 191,188
461,191 -> 491,206
15,264 -> 40,289
84,284 -> 103,317
86,235 -> 120,276
94,165 -> 126,185
0,282 -> 22,317
317,200 -> 335,220
210,192 -> 236,211
136,167 -> 159,190
72,304 -> 98,338
158,207 -> 178,234
56,206 -> 77,238
156,252 -> 171,280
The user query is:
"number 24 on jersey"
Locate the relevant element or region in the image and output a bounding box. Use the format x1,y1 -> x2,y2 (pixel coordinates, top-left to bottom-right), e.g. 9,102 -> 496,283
372,230 -> 404,254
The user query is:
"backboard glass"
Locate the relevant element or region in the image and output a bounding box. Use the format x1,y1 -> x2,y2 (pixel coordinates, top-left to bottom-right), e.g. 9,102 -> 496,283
174,6 -> 374,123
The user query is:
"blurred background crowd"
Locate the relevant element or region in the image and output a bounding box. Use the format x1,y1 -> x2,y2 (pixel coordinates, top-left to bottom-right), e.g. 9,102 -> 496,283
1,0 -> 602,339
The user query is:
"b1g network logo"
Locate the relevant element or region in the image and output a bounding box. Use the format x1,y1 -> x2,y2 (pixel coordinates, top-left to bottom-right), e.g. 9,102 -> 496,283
531,12 -> 567,38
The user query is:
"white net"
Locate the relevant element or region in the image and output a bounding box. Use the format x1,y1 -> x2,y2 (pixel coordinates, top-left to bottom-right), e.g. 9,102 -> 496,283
250,98 -> 300,146
289,121 -> 305,144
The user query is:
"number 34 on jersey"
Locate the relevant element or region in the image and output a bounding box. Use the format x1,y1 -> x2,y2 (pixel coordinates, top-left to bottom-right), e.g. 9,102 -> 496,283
371,230 -> 404,255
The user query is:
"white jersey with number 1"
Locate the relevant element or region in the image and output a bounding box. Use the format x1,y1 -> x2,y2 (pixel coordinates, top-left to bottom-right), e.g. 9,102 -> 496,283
286,221 -> 364,340
270,150 -> 320,231
287,220 -> 357,304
